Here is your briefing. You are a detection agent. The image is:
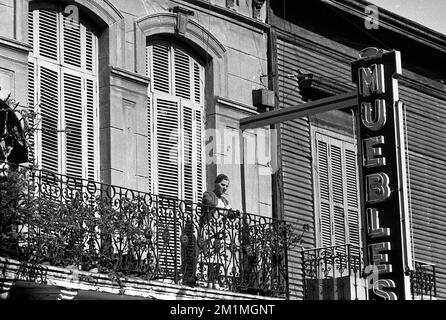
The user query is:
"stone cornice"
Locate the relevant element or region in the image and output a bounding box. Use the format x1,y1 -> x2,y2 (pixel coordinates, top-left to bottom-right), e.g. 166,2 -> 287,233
0,36 -> 31,53
110,66 -> 150,86
171,0 -> 270,33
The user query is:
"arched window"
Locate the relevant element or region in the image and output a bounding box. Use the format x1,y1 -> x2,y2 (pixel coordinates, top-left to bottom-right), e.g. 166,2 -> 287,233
146,41 -> 205,202
28,7 -> 99,180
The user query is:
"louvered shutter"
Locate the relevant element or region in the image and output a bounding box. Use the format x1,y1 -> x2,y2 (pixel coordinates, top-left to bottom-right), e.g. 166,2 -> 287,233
62,14 -> 81,68
147,94 -> 153,194
39,65 -> 60,173
147,42 -> 205,203
345,147 -> 361,256
84,77 -> 96,180
315,131 -> 360,251
330,142 -> 347,253
62,71 -> 83,178
30,8 -> 98,180
27,60 -> 36,162
174,47 -> 191,100
155,95 -> 180,198
151,44 -> 170,94
182,104 -> 194,202
195,108 -> 204,202
316,138 -> 332,247
85,30 -> 95,72
38,9 -> 59,62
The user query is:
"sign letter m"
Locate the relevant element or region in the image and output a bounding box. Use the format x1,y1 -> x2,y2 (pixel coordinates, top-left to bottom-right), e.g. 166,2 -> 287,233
358,64 -> 385,97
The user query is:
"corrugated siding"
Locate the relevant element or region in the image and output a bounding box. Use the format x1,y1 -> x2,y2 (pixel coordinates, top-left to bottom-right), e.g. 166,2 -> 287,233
277,37 -> 357,299
400,85 -> 446,299
277,38 -> 313,300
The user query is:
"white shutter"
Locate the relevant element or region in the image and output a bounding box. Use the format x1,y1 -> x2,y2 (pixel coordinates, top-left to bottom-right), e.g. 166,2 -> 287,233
148,42 -> 205,202
151,44 -> 171,94
345,147 -> 361,255
182,103 -> 194,202
330,142 -> 346,252
30,8 -> 98,179
27,60 -> 36,163
314,130 -> 360,252
85,30 -> 95,72
62,15 -> 81,68
155,95 -> 180,198
38,9 -> 59,62
174,47 -> 191,100
39,65 -> 60,173
316,138 -> 332,247
62,71 -> 83,178
193,62 -> 202,104
84,77 -> 96,180
147,94 -> 153,194
195,108 -> 204,203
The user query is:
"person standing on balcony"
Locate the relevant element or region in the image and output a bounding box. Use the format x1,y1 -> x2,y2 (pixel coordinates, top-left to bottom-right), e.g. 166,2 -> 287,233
197,173 -> 240,290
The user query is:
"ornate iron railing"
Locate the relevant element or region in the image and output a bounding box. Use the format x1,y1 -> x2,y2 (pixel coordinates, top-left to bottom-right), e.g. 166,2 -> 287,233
0,163 -> 290,298
301,244 -> 362,300
407,261 -> 436,300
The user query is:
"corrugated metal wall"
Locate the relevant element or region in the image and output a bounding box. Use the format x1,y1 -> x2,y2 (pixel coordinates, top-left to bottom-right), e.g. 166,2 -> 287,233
400,84 -> 446,299
276,30 -> 446,300
276,36 -> 355,299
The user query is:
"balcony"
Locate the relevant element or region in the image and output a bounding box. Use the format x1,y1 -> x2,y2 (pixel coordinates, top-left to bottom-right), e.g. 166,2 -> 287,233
301,244 -> 365,300
407,261 -> 437,300
0,163 -> 292,299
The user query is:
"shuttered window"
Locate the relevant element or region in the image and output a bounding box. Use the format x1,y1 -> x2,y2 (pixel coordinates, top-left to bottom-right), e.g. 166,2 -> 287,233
146,42 -> 205,203
28,8 -> 98,180
312,129 -> 361,254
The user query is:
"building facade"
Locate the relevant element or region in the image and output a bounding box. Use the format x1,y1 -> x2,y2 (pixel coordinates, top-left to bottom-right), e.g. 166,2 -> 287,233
0,0 -> 445,300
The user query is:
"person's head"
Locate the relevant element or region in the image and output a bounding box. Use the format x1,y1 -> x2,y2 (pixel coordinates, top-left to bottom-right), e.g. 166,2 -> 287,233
214,174 -> 229,197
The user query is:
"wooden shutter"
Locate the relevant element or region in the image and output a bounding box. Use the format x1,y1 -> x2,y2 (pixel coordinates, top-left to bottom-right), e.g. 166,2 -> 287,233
195,108 -> 204,203
30,8 -> 98,179
62,15 -> 81,68
316,137 -> 332,247
174,47 -> 191,100
330,142 -> 347,251
147,94 -> 153,194
38,9 -> 59,62
193,62 -> 202,104
39,65 -> 60,173
85,30 -> 95,72
155,95 -> 180,198
314,131 -> 360,251
147,42 -> 205,202
182,104 -> 194,202
151,44 -> 170,94
84,77 -> 96,180
62,71 -> 83,178
27,60 -> 36,162
345,147 -> 360,255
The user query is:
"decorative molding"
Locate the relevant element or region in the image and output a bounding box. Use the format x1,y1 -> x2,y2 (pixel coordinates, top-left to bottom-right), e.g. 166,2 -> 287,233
110,66 -> 150,86
171,0 -> 270,33
136,13 -> 226,59
252,0 -> 266,20
216,96 -> 258,116
0,36 -> 31,53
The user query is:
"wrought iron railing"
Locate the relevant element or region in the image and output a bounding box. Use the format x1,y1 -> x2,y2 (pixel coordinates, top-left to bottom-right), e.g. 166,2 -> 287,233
407,261 -> 436,300
301,244 -> 362,300
0,163 -> 290,298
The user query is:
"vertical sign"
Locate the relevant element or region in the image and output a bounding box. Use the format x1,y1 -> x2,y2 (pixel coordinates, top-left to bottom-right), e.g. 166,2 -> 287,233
351,49 -> 412,300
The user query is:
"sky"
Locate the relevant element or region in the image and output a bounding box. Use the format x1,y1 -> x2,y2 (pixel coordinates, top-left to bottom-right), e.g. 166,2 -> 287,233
369,0 -> 446,35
